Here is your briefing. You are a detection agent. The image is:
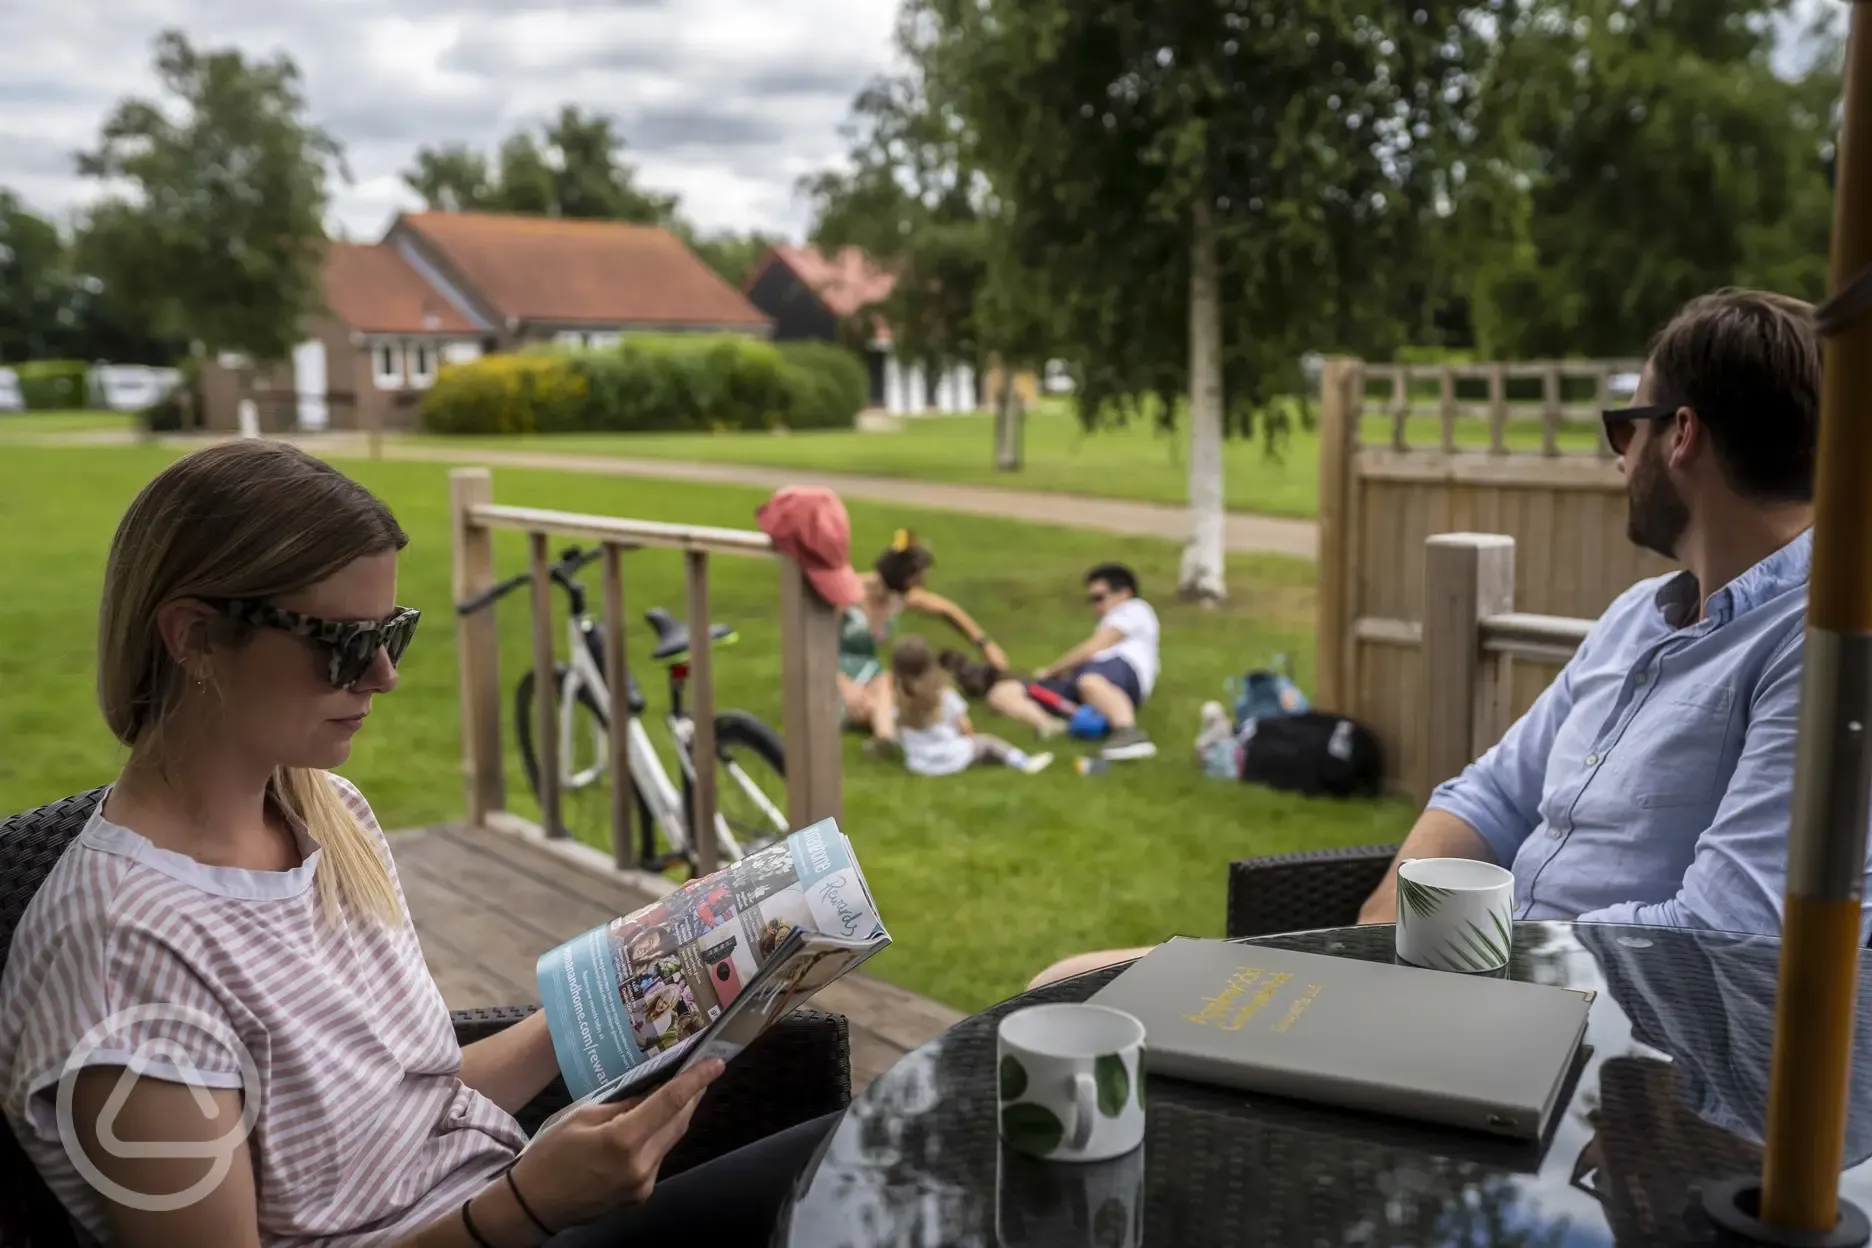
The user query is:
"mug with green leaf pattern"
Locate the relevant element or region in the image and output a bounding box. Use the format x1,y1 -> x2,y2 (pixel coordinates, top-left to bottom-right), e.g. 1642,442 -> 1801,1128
997,1003 -> 1146,1163
1394,856 -> 1516,973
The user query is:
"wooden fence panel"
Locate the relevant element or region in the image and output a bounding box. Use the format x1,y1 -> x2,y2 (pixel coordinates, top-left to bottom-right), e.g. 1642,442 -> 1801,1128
1316,357 -> 1669,801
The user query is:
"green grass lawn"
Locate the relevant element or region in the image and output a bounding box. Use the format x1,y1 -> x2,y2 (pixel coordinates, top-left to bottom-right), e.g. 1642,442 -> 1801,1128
0,409 -> 138,436
0,441 -> 1416,1011
414,402 -> 1606,520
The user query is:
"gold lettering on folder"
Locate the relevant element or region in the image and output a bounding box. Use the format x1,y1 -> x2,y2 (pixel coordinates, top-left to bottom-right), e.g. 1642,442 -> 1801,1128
1222,972 -> 1293,1030
1270,982 -> 1324,1033
1185,967 -> 1264,1026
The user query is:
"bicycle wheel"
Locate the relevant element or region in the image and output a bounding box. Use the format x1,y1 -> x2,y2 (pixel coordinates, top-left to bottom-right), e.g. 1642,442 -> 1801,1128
515,665 -> 653,856
683,710 -> 790,867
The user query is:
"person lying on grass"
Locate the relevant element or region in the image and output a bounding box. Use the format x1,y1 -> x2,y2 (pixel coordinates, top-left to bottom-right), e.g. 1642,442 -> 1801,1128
890,636 -> 1053,777
0,440 -> 834,1248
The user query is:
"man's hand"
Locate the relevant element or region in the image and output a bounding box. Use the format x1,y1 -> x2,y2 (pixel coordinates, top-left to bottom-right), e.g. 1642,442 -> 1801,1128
982,641 -> 1011,671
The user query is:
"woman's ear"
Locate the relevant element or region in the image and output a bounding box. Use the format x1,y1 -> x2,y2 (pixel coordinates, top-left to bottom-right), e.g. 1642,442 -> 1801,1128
154,599 -> 220,671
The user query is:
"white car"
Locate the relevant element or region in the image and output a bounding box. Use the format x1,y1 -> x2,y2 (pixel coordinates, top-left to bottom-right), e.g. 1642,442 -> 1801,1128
0,368 -> 23,413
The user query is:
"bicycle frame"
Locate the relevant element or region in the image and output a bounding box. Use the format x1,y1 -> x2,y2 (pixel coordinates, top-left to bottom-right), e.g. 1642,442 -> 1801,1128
554,613 -> 787,868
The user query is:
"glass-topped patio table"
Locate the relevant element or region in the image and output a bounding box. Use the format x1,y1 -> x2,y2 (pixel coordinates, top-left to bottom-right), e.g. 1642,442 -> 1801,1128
775,921 -> 1872,1247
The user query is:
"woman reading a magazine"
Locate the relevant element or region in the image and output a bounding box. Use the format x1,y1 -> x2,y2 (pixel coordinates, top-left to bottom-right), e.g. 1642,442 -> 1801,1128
0,442 -> 833,1248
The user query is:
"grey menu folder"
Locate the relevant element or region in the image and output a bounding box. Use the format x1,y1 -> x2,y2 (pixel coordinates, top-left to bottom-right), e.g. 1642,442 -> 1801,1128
1087,937 -> 1593,1140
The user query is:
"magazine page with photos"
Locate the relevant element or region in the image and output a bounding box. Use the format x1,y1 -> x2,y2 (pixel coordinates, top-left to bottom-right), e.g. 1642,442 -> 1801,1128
526,924 -> 879,1144
534,818 -> 890,1103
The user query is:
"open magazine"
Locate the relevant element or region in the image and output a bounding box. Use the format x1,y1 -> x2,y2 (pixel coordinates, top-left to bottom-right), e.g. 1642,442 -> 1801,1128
529,818 -> 889,1140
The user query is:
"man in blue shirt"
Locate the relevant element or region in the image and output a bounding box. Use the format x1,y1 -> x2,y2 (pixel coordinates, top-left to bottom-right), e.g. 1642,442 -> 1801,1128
1027,288 -> 1855,992
1358,287 -> 1858,938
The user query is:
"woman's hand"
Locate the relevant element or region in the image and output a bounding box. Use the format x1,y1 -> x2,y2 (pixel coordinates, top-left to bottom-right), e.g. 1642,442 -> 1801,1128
507,1059 -> 724,1229
982,640 -> 1011,671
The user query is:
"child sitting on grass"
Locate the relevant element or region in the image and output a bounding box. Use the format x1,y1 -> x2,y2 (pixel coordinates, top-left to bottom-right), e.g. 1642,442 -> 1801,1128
891,636 -> 1054,776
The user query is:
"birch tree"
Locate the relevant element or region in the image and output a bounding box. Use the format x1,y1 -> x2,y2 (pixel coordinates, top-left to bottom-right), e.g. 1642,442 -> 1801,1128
929,0 -> 1485,600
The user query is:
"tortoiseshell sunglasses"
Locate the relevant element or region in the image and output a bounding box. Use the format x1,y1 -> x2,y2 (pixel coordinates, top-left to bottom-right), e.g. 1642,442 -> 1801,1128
206,599 -> 421,689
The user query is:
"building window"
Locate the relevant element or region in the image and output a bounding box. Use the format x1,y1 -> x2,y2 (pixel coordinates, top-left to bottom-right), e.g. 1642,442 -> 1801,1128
408,342 -> 435,388
373,343 -> 403,390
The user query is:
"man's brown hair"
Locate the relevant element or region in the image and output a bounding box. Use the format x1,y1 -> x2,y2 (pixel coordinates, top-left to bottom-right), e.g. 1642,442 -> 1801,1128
1647,287 -> 1821,503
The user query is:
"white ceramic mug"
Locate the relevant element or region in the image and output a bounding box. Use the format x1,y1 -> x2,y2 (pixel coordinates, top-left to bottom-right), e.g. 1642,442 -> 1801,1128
997,1003 -> 1146,1163
1393,856 -> 1516,973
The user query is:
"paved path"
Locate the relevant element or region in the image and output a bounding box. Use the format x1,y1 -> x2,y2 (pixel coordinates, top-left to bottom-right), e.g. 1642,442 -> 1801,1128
310,436 -> 1322,560
27,428 -> 1321,559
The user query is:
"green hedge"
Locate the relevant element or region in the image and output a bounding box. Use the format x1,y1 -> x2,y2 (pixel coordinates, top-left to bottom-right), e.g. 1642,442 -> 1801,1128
14,360 -> 88,411
420,335 -> 868,436
777,341 -> 870,430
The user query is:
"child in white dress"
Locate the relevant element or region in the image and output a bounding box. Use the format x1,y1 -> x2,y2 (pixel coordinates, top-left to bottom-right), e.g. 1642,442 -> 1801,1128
891,637 -> 1053,776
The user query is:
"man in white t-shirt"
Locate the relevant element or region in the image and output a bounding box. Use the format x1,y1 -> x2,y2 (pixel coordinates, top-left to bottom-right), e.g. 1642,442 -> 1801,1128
1026,563 -> 1161,760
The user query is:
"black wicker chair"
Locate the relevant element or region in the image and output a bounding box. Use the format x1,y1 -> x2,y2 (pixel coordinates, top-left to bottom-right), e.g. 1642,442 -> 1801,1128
1225,842 -> 1402,939
0,790 -> 851,1247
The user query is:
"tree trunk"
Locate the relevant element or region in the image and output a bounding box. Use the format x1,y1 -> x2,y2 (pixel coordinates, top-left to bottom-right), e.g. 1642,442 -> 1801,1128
994,366 -> 1024,471
1179,193 -> 1227,603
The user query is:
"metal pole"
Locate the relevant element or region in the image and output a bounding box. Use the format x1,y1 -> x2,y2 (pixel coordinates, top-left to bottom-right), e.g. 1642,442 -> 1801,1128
1761,2 -> 1872,1230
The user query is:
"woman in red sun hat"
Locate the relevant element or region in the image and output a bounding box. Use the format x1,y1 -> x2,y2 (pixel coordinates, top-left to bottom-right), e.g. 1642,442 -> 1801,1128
757,488 -> 1008,747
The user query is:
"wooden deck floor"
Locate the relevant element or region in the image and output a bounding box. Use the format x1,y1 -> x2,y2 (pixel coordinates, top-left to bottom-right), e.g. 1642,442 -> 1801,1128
389,822 -> 964,1090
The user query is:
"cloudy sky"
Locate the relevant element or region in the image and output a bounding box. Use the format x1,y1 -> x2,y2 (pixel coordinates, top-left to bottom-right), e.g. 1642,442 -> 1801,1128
0,0 -> 1839,246
0,0 -> 901,242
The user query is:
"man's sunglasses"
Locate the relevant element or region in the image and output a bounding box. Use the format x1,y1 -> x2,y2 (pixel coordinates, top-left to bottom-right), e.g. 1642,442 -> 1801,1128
1600,401 -> 1683,457
206,599 -> 421,689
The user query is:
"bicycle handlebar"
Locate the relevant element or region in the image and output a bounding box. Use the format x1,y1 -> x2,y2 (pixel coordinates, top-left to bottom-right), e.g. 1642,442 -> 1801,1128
455,545 -> 604,616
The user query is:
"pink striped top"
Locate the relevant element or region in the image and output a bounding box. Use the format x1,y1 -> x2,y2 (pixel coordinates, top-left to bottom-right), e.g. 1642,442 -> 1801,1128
0,775 -> 527,1245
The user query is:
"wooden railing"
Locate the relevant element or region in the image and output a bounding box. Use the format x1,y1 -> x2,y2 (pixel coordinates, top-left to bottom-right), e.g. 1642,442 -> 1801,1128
447,467 -> 842,878
1419,532 -> 1594,797
1358,357 -> 1645,456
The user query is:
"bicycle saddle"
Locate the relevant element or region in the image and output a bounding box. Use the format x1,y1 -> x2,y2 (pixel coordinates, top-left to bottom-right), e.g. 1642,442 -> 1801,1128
643,607 -> 735,662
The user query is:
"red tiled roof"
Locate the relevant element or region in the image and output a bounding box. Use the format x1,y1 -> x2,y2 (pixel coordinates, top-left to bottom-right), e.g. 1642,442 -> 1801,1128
322,242 -> 479,335
762,244 -> 896,320
398,211 -> 770,328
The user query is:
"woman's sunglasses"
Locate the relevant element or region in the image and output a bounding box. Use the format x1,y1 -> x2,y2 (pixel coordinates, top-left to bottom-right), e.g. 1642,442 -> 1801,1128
1600,401 -> 1683,457
206,599 -> 421,689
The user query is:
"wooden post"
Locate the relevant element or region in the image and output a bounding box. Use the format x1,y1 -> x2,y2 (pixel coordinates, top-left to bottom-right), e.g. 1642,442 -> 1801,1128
1314,358 -> 1360,715
1438,367 -> 1456,453
601,543 -> 635,869
686,551 -> 718,877
449,469 -> 504,825
1389,369 -> 1409,451
1760,4 -> 1872,1230
1420,534 -> 1516,799
778,559 -> 845,830
1594,365 -> 1617,459
529,532 -> 563,838
1540,365 -> 1562,457
1487,364 -> 1508,455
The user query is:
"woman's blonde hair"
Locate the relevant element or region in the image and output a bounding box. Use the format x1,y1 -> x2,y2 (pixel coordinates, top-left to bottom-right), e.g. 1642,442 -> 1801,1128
98,440 -> 408,926
889,635 -> 949,732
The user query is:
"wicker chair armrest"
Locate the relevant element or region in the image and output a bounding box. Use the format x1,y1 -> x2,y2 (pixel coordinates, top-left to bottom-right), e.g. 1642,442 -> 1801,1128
1225,843 -> 1401,939
449,1006 -> 851,1178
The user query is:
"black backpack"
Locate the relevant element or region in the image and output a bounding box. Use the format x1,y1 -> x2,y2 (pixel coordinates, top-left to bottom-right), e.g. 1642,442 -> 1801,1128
1236,711 -> 1385,799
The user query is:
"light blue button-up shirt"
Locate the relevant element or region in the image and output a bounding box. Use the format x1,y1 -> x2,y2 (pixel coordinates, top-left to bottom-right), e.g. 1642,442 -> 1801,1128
1427,528 -> 1872,939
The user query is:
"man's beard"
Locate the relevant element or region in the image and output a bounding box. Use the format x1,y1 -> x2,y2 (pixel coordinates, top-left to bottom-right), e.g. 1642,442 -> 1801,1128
1626,438 -> 1690,559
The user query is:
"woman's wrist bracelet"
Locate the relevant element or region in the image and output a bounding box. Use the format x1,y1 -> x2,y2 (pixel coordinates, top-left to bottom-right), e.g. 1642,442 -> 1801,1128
505,1167 -> 556,1237
460,1197 -> 496,1248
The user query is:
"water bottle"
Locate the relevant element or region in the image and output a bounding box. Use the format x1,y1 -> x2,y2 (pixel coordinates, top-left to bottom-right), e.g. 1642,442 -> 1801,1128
1075,757 -> 1110,776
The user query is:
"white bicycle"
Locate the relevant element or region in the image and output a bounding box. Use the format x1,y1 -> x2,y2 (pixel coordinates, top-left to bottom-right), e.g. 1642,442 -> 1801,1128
456,545 -> 791,877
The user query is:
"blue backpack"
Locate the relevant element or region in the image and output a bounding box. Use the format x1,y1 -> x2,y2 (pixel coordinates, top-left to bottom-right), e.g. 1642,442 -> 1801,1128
1227,654 -> 1310,730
